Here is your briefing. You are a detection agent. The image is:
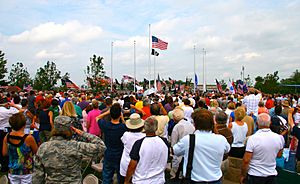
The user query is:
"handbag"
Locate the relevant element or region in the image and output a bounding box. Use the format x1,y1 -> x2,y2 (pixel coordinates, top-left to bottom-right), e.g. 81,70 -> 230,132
181,134 -> 195,184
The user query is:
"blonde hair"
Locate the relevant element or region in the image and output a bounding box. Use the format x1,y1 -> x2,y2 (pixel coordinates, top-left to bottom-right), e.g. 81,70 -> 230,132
210,100 -> 219,107
234,107 -> 246,121
61,101 -> 77,118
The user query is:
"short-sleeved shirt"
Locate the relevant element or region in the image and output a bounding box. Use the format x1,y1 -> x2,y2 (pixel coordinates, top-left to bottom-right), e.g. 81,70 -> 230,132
129,136 -> 168,184
87,109 -> 101,136
119,132 -> 145,176
173,130 -> 230,182
246,129 -> 284,177
98,120 -> 127,162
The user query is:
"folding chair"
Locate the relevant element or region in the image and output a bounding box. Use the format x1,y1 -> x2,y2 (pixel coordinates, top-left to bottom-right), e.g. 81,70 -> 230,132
0,175 -> 9,184
83,174 -> 99,184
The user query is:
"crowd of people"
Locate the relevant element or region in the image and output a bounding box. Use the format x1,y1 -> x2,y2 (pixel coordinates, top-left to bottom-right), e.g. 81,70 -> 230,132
0,88 -> 300,184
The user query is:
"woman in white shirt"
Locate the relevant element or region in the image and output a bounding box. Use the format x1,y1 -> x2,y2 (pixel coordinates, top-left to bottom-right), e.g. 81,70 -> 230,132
228,107 -> 248,158
119,113 -> 145,183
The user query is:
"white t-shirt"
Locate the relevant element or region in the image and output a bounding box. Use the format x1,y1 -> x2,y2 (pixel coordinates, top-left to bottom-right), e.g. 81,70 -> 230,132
246,129 -> 284,177
0,107 -> 19,130
181,105 -> 194,123
119,132 -> 145,177
130,136 -> 168,184
231,121 -> 248,147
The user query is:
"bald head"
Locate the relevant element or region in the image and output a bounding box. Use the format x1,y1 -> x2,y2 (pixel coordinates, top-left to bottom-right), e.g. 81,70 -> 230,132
257,113 -> 271,128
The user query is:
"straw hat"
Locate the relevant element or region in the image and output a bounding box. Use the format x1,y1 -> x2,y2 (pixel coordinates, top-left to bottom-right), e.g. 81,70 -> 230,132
125,113 -> 144,129
282,100 -> 290,107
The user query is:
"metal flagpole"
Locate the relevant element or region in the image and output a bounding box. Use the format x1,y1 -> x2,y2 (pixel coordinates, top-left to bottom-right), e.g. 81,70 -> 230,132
202,48 -> 205,92
194,45 -> 196,93
204,49 -> 207,92
148,24 -> 151,89
111,41 -> 113,92
134,40 -> 136,93
154,56 -> 156,90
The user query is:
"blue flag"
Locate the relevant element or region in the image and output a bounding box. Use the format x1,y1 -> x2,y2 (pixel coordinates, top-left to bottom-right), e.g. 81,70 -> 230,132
195,74 -> 198,86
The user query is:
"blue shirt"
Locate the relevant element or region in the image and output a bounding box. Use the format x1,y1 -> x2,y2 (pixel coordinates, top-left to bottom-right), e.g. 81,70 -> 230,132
98,119 -> 127,162
173,130 -> 230,182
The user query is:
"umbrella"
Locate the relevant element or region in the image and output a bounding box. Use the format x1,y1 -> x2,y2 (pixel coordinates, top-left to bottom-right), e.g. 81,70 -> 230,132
143,88 -> 157,97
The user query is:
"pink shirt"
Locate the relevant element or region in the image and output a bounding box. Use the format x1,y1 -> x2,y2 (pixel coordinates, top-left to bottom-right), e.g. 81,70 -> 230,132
87,109 -> 101,136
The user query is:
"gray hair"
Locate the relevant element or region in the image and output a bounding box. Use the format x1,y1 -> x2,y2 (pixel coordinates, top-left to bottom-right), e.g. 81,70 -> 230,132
172,107 -> 184,122
143,98 -> 150,106
257,113 -> 271,127
144,116 -> 158,133
215,111 -> 228,124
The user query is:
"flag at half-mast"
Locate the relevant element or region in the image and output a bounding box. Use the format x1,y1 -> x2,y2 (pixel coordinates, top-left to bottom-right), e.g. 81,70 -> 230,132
62,79 -> 80,90
152,36 -> 168,50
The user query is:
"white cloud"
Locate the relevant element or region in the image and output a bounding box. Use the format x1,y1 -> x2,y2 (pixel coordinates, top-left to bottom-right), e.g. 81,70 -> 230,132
8,21 -> 104,43
35,50 -> 74,60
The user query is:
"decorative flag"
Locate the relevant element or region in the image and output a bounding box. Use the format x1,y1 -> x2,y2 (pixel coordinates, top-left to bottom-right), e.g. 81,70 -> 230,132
122,75 -> 134,82
115,79 -> 120,85
152,36 -> 168,50
23,84 -> 33,91
65,79 -> 80,90
195,74 -> 198,86
215,79 -> 223,93
157,74 -> 162,91
151,49 -> 159,56
237,80 -> 248,94
227,80 -> 235,94
231,81 -> 236,94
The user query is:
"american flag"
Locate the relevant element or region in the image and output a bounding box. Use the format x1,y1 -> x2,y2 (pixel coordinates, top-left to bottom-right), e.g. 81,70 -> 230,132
152,36 -> 168,50
65,79 -> 80,90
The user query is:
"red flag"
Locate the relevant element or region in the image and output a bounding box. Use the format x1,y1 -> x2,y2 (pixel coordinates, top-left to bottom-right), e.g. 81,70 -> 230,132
215,79 -> 223,93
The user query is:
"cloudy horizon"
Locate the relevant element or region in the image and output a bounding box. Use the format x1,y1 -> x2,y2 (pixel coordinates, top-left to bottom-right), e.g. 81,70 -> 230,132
1,0 -> 299,86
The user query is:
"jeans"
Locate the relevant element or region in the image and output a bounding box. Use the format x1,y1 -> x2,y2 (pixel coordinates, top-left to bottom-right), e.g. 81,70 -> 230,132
102,159 -> 121,184
246,174 -> 277,184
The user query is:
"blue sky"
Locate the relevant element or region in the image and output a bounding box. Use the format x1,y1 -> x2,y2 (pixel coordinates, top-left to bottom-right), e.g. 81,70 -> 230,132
0,0 -> 299,86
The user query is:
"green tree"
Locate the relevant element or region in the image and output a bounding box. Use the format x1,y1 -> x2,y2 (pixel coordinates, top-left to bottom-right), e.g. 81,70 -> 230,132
34,61 -> 61,90
0,50 -> 8,85
254,76 -> 264,91
8,62 -> 32,88
85,55 -> 106,91
280,70 -> 300,94
60,72 -> 70,90
254,71 -> 279,94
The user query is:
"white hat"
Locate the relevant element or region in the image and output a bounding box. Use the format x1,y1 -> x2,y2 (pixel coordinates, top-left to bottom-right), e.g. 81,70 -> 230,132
125,113 -> 144,129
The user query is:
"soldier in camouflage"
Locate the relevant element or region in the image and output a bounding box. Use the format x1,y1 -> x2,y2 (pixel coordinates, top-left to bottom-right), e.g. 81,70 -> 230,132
32,115 -> 106,184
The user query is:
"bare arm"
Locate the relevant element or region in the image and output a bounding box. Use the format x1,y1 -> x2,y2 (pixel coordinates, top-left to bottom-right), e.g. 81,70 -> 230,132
159,103 -> 167,115
240,151 -> 253,184
48,111 -> 54,129
95,110 -> 110,122
125,160 -> 138,184
2,135 -> 8,156
26,135 -> 38,154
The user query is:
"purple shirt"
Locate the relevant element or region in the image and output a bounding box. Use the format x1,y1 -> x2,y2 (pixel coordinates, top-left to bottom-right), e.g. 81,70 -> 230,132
78,101 -> 89,110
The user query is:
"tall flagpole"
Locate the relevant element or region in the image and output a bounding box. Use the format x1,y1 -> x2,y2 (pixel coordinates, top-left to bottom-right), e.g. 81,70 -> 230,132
204,50 -> 207,92
148,24 -> 151,89
154,56 -> 156,90
202,48 -> 206,93
193,45 -> 196,93
111,41 -> 113,92
134,40 -> 136,93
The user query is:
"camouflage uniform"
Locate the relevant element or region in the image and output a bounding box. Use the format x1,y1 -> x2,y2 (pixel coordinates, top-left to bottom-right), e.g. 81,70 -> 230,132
32,116 -> 106,184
